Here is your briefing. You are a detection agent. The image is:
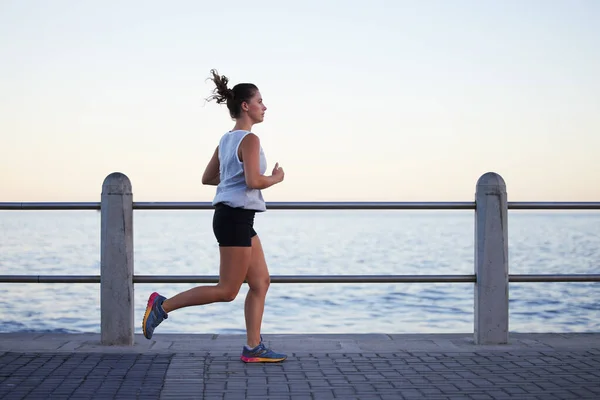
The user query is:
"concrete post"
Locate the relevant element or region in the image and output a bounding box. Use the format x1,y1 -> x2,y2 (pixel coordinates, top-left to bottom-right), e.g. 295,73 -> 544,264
474,172 -> 509,345
101,173 -> 134,345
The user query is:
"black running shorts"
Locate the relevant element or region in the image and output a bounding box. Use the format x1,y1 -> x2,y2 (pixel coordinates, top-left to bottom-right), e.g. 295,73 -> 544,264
212,203 -> 257,247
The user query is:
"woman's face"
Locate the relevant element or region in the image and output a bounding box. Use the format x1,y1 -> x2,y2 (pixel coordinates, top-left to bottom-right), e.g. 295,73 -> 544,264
244,90 -> 267,124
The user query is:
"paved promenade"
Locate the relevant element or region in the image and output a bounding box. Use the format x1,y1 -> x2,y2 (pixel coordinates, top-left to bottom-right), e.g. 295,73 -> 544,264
1,332 -> 599,399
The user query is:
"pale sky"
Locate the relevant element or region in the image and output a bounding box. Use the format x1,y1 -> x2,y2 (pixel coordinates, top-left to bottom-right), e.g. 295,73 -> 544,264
1,0 -> 598,202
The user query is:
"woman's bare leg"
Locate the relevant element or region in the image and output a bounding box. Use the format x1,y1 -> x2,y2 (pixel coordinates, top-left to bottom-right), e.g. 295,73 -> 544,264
244,235 -> 271,348
161,246 -> 252,313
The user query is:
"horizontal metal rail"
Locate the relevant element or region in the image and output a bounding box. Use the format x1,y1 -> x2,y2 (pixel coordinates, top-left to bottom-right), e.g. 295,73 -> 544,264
1,274 -> 600,284
133,202 -> 477,210
135,275 -> 476,283
0,202 -> 101,210
509,274 -> 600,282
508,202 -> 600,210
1,201 -> 600,210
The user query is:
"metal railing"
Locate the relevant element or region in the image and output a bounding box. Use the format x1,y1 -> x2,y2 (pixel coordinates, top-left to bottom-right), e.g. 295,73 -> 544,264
1,172 -> 599,346
3,274 -> 600,284
2,201 -> 600,211
2,201 -> 599,285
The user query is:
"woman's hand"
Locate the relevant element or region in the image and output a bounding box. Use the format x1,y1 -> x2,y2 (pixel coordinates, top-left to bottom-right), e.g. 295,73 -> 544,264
272,162 -> 285,183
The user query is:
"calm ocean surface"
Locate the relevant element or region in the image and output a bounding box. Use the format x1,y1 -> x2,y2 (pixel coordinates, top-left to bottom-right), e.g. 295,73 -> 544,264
0,210 -> 599,335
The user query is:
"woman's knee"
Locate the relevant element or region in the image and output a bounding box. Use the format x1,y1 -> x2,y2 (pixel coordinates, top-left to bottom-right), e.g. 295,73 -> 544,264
249,275 -> 270,295
216,285 -> 240,302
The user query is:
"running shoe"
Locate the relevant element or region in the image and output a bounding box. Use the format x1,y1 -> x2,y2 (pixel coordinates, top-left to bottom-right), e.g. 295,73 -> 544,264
142,292 -> 168,340
241,340 -> 287,363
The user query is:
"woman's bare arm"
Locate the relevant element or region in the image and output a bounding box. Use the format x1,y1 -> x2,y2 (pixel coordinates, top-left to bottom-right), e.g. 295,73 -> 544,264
201,146 -> 220,186
239,134 -> 284,189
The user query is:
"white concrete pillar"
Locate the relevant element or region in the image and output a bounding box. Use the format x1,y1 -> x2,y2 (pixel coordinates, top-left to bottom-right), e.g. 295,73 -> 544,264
101,172 -> 134,345
474,172 -> 509,344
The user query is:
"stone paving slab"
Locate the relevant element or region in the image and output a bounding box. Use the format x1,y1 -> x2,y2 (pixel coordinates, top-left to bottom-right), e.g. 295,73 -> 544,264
2,333 -> 600,354
1,333 -> 600,399
1,349 -> 600,399
0,353 -> 172,399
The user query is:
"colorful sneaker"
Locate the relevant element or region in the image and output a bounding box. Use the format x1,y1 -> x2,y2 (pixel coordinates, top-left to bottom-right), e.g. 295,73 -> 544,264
241,340 -> 287,363
142,292 -> 168,340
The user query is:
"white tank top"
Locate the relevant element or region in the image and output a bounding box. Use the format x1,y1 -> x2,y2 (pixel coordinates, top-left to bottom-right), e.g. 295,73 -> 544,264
212,130 -> 267,211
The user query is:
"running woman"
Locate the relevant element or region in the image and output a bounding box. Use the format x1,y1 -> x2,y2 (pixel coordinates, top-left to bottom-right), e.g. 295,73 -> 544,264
142,69 -> 287,363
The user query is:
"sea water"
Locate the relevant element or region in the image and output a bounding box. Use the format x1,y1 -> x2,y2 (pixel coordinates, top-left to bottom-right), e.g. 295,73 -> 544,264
0,210 -> 598,334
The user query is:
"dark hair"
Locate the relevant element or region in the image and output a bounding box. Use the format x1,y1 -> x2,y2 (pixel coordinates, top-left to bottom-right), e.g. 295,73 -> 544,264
206,69 -> 258,119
